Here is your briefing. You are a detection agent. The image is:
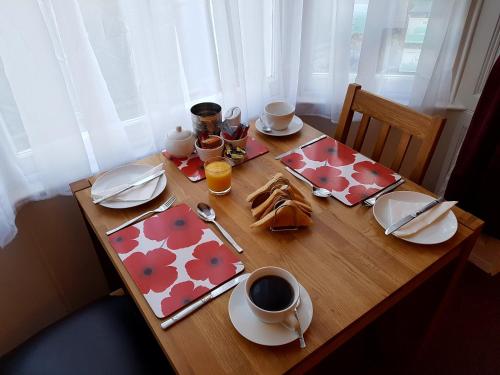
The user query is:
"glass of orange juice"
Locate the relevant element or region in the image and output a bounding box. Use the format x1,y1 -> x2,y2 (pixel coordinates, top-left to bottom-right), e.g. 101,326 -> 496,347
204,156 -> 232,195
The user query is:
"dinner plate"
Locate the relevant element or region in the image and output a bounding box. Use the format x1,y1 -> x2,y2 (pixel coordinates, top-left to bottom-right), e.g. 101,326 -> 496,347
91,164 -> 167,209
373,191 -> 458,245
255,115 -> 303,137
228,280 -> 313,346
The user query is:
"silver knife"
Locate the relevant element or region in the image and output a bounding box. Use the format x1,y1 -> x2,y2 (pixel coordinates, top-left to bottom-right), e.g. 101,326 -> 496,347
275,134 -> 327,160
92,170 -> 164,204
160,273 -> 249,330
385,197 -> 445,235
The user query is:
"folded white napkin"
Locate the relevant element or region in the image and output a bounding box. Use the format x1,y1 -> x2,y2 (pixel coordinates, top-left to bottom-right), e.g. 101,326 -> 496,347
388,199 -> 457,237
93,164 -> 164,202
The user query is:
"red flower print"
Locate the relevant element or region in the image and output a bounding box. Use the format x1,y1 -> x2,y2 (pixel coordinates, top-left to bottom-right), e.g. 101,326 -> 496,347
109,226 -> 140,254
301,166 -> 349,192
160,281 -> 210,316
345,185 -> 379,205
123,248 -> 177,294
143,204 -> 206,249
281,152 -> 306,169
180,157 -> 205,180
303,138 -> 355,166
351,161 -> 396,187
186,241 -> 239,285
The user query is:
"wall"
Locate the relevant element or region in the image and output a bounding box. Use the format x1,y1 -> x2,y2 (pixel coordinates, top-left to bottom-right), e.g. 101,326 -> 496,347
0,196 -> 108,356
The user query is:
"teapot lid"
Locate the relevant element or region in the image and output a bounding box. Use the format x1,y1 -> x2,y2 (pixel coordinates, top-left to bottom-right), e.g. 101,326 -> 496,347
168,126 -> 192,141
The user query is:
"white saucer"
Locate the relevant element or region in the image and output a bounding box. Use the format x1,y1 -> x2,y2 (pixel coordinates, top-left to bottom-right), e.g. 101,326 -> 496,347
91,164 -> 167,209
255,115 -> 303,137
373,191 -> 458,245
228,280 -> 313,346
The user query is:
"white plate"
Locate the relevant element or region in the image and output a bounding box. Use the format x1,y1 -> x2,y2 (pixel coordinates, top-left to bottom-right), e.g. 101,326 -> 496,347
91,164 -> 167,209
228,280 -> 313,346
373,191 -> 458,245
255,115 -> 303,137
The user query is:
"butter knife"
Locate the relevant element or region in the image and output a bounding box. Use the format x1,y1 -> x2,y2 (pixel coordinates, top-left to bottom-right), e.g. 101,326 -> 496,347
160,273 -> 249,330
274,134 -> 327,160
385,197 -> 444,235
92,170 -> 164,204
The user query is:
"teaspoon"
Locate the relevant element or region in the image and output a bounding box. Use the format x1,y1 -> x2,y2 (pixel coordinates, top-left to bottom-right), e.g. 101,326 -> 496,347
259,116 -> 273,133
196,203 -> 243,253
285,167 -> 331,198
294,296 -> 306,348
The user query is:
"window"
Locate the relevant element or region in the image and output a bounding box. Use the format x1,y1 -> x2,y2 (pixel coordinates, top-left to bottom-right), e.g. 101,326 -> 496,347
377,0 -> 432,75
296,0 -> 436,107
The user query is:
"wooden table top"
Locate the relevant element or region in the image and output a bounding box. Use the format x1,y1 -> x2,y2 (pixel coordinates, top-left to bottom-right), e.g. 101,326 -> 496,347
72,123 -> 482,374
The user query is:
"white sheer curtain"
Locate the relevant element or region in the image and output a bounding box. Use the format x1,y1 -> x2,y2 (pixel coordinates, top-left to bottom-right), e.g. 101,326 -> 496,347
0,0 -> 469,246
297,0 -> 469,118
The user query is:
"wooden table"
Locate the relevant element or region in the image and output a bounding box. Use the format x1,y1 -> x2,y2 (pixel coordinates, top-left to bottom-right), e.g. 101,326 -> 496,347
71,123 -> 482,374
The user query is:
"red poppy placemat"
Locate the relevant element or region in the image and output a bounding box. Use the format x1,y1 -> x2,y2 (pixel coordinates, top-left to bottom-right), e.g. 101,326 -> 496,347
280,137 -> 402,206
163,137 -> 268,182
108,204 -> 244,319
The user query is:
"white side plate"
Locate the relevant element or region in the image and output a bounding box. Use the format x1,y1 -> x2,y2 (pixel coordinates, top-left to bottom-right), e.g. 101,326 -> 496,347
91,164 -> 167,209
373,191 -> 458,245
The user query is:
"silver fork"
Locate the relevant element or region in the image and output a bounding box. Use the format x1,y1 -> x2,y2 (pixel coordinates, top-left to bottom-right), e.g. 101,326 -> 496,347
106,195 -> 176,235
362,179 -> 405,207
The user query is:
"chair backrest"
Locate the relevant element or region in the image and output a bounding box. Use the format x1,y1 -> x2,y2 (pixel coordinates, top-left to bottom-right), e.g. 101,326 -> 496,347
334,84 -> 445,184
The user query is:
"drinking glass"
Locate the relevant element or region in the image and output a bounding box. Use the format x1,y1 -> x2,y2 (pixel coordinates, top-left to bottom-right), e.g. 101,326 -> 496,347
204,156 -> 232,195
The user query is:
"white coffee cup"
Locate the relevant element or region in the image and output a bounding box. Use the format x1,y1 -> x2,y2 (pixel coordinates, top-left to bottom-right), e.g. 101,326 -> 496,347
261,102 -> 295,131
245,266 -> 300,324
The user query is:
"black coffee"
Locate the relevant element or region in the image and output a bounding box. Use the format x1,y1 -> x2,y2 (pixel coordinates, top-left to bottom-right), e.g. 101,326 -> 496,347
249,276 -> 294,311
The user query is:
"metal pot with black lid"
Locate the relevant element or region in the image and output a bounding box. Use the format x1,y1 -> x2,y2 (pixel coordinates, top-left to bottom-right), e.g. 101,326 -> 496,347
191,102 -> 222,138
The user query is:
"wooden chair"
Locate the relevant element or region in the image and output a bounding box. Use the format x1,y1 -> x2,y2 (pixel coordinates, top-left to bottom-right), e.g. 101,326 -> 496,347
335,84 -> 445,184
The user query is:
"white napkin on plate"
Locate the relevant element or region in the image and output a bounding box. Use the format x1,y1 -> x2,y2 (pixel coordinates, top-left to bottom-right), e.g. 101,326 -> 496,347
92,164 -> 164,202
388,199 -> 457,237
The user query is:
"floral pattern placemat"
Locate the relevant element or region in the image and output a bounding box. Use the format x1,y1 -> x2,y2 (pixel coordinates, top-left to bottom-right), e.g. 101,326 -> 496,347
108,204 -> 244,318
280,137 -> 401,206
163,137 -> 268,182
